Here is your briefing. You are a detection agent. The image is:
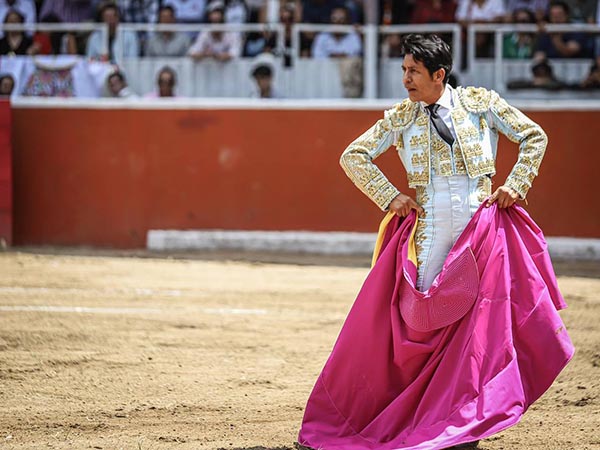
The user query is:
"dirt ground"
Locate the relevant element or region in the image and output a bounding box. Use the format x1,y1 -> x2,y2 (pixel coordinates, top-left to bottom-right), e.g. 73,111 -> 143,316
0,249 -> 598,450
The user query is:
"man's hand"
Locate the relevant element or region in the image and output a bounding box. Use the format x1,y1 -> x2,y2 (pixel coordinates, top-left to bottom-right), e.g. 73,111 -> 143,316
486,185 -> 520,208
389,193 -> 424,217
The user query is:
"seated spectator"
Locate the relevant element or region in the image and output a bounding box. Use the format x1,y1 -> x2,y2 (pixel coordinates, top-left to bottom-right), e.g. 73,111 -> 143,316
106,70 -> 137,97
563,0 -> 597,22
581,57 -> 600,88
116,0 -> 159,23
145,65 -> 179,97
29,13 -> 78,56
0,9 -> 33,55
39,0 -> 94,23
146,6 -> 191,57
410,0 -> 457,23
0,73 -> 14,96
534,1 -> 593,58
503,8 -> 536,58
163,0 -> 205,23
188,1 -> 241,61
311,6 -> 362,58
87,2 -> 140,63
507,58 -> 566,89
250,62 -> 282,98
245,3 -> 294,63
0,0 -> 35,38
505,0 -> 548,22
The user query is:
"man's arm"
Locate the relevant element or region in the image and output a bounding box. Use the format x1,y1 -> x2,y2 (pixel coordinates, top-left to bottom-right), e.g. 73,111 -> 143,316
487,92 -> 548,200
340,106 -> 421,214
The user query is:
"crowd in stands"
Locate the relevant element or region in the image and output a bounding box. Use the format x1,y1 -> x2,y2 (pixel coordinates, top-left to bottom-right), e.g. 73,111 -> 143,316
0,0 -> 598,97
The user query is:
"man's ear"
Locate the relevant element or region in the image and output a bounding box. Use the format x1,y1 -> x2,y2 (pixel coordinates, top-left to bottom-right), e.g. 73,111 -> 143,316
435,68 -> 446,83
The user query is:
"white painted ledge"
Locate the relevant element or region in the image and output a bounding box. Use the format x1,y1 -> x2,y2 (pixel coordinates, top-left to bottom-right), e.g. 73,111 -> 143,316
147,230 -> 600,260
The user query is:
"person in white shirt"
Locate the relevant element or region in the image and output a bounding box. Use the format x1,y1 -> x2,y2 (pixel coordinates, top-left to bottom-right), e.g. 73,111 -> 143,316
0,0 -> 35,38
188,1 -> 241,61
311,6 -> 362,59
163,0 -> 206,23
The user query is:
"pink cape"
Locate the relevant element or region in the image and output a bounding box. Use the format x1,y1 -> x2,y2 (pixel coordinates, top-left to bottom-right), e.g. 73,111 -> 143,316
298,203 -> 574,449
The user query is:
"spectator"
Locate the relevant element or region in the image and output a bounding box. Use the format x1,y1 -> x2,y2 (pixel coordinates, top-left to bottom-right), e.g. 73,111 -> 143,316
534,1 -> 593,58
116,0 -> 159,23
0,9 -> 33,55
39,0 -> 94,23
106,70 -> 137,97
411,0 -> 457,23
563,0 -> 597,22
580,56 -> 600,87
250,62 -> 282,98
145,65 -> 179,97
29,13 -> 78,56
245,3 -> 294,63
163,0 -> 205,23
530,58 -> 565,88
379,0 -> 413,24
505,0 -> 548,22
503,8 -> 536,58
86,2 -> 140,62
311,6 -> 362,58
188,1 -> 241,61
0,73 -> 14,96
146,5 -> 191,57
0,0 -> 35,38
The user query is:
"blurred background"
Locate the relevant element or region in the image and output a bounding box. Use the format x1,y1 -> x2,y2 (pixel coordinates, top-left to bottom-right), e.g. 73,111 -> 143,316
0,0 -> 598,253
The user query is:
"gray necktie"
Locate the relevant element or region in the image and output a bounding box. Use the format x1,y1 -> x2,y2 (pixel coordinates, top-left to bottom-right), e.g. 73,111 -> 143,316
426,104 -> 455,147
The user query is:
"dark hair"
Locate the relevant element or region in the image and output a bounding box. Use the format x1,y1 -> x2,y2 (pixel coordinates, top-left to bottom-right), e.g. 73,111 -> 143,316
252,64 -> 272,78
4,9 -> 25,23
0,74 -> 15,83
157,66 -> 177,84
513,8 -> 536,23
400,34 -> 453,84
108,70 -> 126,83
96,1 -> 120,21
158,5 -> 176,17
549,1 -> 570,15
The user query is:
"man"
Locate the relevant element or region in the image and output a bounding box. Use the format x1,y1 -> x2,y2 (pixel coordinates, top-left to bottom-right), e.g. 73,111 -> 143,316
105,70 -> 137,98
311,6 -> 362,58
188,1 -> 241,62
341,33 -> 543,291
535,1 -> 593,59
250,63 -> 282,98
297,34 -> 572,450
146,5 -> 191,57
86,2 -> 139,63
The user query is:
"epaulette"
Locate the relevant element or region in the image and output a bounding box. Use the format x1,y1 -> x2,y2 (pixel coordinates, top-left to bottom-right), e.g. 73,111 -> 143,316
457,86 -> 495,114
386,99 -> 418,129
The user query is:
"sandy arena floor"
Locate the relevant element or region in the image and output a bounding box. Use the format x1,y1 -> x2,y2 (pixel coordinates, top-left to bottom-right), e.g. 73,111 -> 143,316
0,250 -> 598,450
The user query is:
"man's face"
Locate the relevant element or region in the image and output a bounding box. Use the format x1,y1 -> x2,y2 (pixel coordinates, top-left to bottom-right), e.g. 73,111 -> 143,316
158,72 -> 175,97
0,77 -> 14,96
159,8 -> 175,24
402,54 -> 443,103
108,75 -> 125,96
330,8 -> 348,25
549,5 -> 568,23
102,8 -> 119,27
208,10 -> 224,23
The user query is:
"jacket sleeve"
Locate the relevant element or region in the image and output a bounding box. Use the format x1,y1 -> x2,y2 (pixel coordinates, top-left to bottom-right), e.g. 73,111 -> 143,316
487,93 -> 548,199
339,107 -> 402,211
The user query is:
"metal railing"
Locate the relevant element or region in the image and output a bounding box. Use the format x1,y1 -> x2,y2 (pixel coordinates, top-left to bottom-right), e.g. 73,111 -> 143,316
1,22 -> 598,98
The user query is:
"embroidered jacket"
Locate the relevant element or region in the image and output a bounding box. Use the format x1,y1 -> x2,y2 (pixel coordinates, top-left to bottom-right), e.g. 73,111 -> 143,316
339,86 -> 548,210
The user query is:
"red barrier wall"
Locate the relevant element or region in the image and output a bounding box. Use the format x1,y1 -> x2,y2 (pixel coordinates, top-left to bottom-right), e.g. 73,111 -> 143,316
0,100 -> 11,246
12,106 -> 599,248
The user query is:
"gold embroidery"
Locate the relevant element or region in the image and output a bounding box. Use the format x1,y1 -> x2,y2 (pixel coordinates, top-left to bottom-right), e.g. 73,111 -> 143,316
462,143 -> 483,157
415,215 -> 428,269
457,86 -> 493,113
411,151 -> 428,167
409,134 -> 428,149
466,158 -> 496,176
407,170 -> 429,186
452,109 -> 467,123
476,176 -> 492,202
415,112 -> 429,128
415,186 -> 429,206
479,115 -> 488,133
396,135 -> 404,150
457,126 -> 479,141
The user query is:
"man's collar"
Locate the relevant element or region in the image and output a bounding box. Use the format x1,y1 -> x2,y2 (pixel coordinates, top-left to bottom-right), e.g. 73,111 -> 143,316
420,84 -> 454,110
